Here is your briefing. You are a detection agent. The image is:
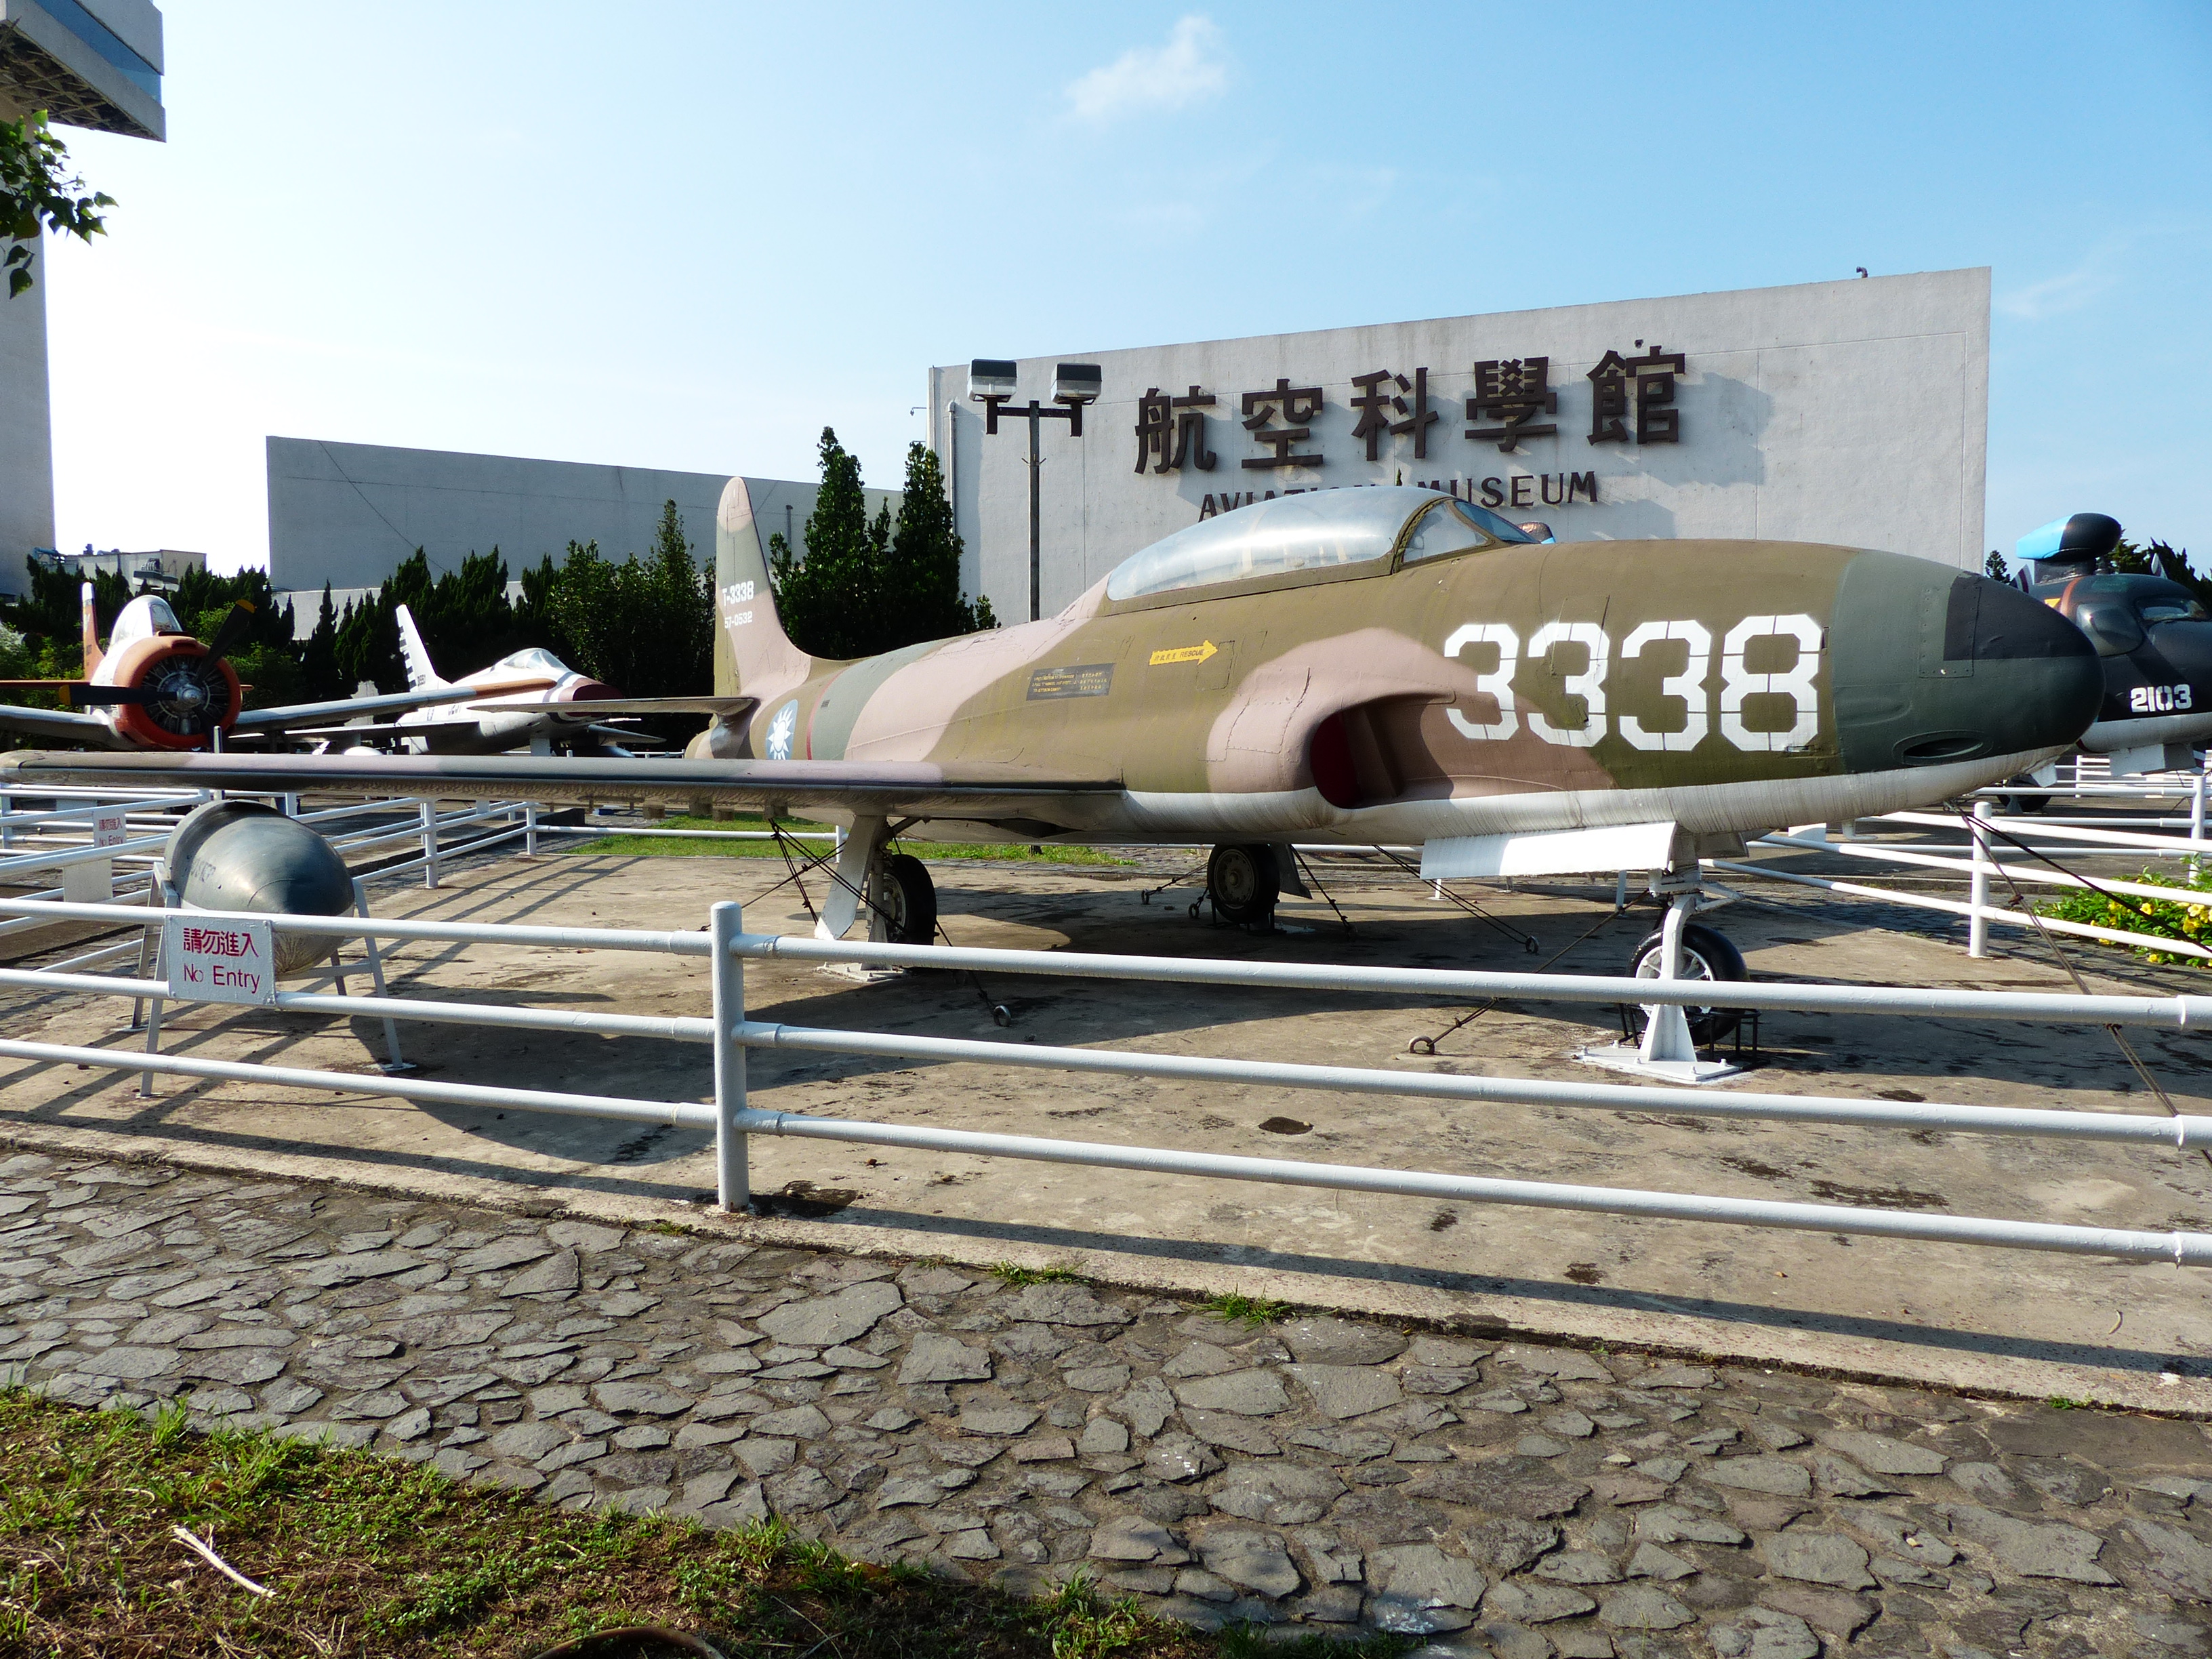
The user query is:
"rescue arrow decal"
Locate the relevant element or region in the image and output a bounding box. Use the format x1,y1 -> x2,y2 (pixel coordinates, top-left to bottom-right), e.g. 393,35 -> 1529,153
1149,640 -> 1219,666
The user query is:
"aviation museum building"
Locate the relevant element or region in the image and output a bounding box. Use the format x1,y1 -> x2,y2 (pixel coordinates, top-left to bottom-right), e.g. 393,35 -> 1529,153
917,268 -> 1990,627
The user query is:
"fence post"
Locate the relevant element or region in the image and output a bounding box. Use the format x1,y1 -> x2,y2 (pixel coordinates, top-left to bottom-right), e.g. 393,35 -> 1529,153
525,802 -> 538,857
710,901 -> 750,1212
421,801 -> 441,890
1969,798 -> 1993,959
2192,767 -> 2206,880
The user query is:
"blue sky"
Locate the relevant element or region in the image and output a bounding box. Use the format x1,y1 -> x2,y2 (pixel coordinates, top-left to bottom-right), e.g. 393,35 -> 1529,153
40,1 -> 2212,573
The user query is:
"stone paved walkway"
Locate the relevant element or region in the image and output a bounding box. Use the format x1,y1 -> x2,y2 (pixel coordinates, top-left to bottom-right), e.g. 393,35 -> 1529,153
5,1148 -> 2211,1658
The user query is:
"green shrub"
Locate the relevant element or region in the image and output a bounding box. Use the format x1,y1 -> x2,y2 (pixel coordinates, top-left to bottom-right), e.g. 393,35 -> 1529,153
2041,866 -> 2212,966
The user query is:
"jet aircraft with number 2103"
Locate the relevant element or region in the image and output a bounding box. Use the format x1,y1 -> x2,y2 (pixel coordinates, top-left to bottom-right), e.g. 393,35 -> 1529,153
2,487 -> 2103,1005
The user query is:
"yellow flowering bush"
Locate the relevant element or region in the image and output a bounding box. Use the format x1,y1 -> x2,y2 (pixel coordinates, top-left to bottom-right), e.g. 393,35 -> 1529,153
2043,867 -> 2212,966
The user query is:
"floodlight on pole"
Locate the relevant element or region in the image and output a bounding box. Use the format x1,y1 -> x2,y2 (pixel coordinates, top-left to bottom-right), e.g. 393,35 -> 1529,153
970,359 -> 1099,622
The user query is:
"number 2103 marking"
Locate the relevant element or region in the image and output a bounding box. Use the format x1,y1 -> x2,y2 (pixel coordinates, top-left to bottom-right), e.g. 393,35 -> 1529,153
2129,684 -> 2193,714
1441,615 -> 1822,753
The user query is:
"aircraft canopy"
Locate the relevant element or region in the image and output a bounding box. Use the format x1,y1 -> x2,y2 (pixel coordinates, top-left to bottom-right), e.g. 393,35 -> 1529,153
108,595 -> 186,646
496,647 -> 572,676
1105,486 -> 1531,602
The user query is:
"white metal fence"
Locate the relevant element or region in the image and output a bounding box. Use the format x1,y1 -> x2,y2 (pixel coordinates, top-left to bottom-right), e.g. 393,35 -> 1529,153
0,887 -> 2206,1272
1717,796 -> 2212,962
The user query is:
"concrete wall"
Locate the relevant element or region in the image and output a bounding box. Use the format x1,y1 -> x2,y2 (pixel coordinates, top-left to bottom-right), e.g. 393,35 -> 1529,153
267,437 -> 762,592
0,250 -> 53,599
930,270 -> 1990,619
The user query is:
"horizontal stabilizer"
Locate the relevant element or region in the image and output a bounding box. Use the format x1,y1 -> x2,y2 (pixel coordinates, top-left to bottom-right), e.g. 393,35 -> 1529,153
1421,821 -> 1683,880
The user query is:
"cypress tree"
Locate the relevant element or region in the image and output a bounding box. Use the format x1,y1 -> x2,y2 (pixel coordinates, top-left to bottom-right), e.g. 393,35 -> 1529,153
770,429 -> 996,658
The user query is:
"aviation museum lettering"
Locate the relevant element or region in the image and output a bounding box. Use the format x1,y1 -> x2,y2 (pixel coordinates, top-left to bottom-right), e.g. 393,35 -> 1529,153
926,268 -> 1991,618
1159,346 -> 1671,523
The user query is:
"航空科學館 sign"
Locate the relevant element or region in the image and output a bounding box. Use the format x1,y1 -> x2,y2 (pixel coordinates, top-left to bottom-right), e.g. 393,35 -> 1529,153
163,916 -> 277,1006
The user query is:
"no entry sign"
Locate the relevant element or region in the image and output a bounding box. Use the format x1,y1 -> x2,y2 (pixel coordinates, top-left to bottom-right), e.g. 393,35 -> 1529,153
163,916 -> 277,1006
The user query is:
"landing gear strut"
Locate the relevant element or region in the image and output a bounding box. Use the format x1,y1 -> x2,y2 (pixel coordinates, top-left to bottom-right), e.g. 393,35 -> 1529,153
815,817 -> 936,945
1578,879 -> 1744,1083
868,852 -> 937,945
1203,843 -> 1280,926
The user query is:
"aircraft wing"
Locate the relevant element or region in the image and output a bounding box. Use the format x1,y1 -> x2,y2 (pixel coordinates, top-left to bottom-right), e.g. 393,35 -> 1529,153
0,703 -> 130,747
554,696 -> 756,718
234,684 -> 557,733
0,751 -> 1124,831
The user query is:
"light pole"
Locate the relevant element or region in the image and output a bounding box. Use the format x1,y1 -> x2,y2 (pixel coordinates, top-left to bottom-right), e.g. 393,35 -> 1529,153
969,359 -> 1101,621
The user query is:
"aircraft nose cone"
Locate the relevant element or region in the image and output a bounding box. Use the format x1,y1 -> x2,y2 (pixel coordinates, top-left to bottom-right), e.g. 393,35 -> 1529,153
2145,621 -> 2212,691
1830,555 -> 2102,772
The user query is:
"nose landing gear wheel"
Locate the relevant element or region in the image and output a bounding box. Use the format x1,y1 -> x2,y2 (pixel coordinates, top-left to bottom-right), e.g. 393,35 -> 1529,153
1206,843 -> 1281,925
869,852 -> 937,946
1622,922 -> 1746,1046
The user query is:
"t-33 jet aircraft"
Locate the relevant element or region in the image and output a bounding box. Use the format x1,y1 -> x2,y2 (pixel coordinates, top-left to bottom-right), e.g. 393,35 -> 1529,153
0,587 -> 554,750
3,487 -> 2102,996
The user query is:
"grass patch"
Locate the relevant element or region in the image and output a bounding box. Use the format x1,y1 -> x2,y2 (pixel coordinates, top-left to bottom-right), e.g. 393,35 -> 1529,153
560,815 -> 1134,866
1202,1293 -> 1291,1329
0,1388 -> 1297,1658
2041,866 -> 2212,965
987,1262 -> 1087,1287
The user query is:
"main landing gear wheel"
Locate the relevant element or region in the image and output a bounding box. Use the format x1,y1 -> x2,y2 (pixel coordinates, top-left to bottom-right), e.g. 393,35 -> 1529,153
1994,776 -> 2047,815
869,853 -> 937,945
1206,843 -> 1280,925
1624,922 -> 1747,1046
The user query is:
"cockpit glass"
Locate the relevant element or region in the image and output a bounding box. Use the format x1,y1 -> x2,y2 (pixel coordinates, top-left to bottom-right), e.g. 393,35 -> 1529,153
2141,600 -> 2207,623
1452,501 -> 1540,546
499,648 -> 570,675
1401,501 -> 1516,565
108,596 -> 182,645
1107,486 -> 1435,601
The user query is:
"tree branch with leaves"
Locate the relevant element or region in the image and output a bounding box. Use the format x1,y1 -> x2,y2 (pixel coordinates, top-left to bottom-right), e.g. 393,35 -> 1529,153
0,109 -> 112,298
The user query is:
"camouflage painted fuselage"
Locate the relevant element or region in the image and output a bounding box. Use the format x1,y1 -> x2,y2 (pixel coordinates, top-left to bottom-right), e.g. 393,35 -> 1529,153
705,489 -> 2101,848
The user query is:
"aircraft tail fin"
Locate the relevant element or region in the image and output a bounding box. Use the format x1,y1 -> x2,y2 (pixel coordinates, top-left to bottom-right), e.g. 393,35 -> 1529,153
714,478 -> 817,698
394,605 -> 447,690
80,582 -> 101,674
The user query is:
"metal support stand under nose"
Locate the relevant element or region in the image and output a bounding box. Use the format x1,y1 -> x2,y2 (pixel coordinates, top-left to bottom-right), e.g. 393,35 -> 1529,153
1576,882 -> 1740,1084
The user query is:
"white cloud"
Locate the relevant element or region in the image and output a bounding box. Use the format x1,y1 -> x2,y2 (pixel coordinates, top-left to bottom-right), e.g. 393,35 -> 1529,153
1997,256 -> 2121,322
1066,16 -> 1229,122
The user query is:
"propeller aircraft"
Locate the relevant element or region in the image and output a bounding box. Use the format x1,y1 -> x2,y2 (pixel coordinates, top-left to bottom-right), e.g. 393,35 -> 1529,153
0,584 -> 558,751
2,487 -> 2105,1038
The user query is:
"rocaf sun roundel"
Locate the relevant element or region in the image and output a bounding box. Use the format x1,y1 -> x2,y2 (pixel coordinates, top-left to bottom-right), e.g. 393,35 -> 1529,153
2,487 -> 2103,982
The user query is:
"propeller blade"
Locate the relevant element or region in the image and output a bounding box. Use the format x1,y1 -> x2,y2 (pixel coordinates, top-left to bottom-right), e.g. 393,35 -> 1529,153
202,600 -> 257,663
68,684 -> 156,707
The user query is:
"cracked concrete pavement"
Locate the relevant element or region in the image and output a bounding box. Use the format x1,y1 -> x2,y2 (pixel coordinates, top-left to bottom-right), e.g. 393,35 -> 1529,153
5,1150 -> 2211,1657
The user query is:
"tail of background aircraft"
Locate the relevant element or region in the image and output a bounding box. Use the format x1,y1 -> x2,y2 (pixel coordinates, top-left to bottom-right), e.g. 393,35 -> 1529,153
716,479 -> 817,699
79,582 -> 101,674
394,605 -> 448,691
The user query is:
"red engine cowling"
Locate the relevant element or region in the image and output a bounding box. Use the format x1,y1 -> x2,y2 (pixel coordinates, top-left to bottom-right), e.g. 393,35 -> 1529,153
104,638 -> 243,750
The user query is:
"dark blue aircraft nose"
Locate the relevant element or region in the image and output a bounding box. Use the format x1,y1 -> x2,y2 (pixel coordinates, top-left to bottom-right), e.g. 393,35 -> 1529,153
2138,621 -> 2212,711
1831,557 -> 2102,770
